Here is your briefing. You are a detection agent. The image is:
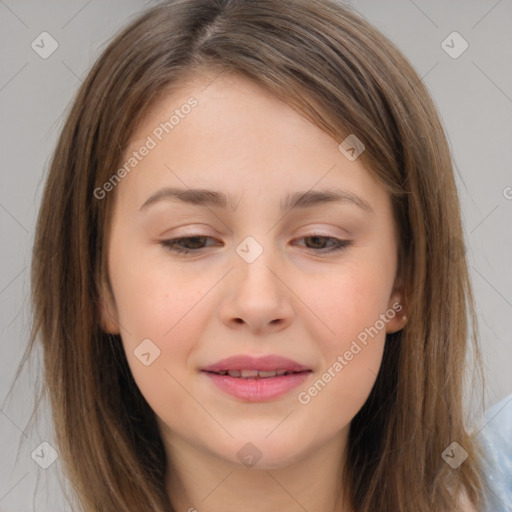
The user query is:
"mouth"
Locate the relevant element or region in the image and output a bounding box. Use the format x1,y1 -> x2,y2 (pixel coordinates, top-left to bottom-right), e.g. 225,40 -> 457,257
203,369 -> 311,378
200,355 -> 313,402
200,354 -> 311,374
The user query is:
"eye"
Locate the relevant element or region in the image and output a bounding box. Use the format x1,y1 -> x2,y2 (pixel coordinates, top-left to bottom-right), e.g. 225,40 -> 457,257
294,235 -> 353,253
160,236 -> 221,254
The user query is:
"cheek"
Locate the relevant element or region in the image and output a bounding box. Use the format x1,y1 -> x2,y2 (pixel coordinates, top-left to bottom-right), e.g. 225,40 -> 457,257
291,260 -> 393,422
110,247 -> 206,338
108,254 -> 209,398
298,257 -> 394,349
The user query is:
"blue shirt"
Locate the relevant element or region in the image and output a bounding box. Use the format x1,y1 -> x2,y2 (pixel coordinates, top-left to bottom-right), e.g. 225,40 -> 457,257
478,393 -> 512,511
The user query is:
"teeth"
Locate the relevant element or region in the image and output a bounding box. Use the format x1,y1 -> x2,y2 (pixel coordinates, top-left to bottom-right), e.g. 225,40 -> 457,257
217,369 -> 296,378
257,370 -> 279,378
240,369 -> 259,378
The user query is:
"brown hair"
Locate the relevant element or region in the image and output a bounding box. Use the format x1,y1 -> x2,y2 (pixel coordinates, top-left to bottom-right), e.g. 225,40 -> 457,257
19,0 -> 488,510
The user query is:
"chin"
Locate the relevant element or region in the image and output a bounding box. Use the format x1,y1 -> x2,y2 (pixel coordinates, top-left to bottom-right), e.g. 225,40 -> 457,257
211,432 -> 313,471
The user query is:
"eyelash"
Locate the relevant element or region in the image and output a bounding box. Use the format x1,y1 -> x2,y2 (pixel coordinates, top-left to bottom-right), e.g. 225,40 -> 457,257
159,235 -> 353,255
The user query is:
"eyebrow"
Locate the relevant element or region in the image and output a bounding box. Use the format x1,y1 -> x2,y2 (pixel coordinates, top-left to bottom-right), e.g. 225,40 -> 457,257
139,187 -> 374,214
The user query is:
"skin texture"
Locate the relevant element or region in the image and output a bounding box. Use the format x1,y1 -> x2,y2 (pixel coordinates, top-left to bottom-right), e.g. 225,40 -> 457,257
101,72 -> 407,512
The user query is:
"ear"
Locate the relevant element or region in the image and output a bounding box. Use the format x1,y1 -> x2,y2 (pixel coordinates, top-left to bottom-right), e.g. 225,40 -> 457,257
385,288 -> 408,334
98,278 -> 120,334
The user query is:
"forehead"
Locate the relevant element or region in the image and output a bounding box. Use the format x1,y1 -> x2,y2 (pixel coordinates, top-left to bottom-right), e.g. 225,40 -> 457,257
115,72 -> 388,215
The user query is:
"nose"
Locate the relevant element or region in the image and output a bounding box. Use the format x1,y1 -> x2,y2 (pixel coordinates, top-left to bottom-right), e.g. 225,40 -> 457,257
218,247 -> 294,336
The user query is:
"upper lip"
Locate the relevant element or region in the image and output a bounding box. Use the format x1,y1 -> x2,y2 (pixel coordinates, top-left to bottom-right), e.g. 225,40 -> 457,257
201,355 -> 311,373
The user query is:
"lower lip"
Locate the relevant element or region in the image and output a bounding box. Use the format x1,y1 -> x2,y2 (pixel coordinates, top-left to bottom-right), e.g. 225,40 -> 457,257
202,371 -> 311,402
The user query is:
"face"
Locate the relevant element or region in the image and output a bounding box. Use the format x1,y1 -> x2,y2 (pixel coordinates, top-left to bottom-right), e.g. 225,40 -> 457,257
101,72 -> 405,470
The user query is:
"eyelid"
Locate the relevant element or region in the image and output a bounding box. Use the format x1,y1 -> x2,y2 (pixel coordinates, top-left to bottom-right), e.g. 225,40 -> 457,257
159,233 -> 353,255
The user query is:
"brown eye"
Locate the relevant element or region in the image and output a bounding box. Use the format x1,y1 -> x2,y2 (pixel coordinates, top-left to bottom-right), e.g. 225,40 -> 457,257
295,235 -> 352,252
160,236 -> 220,254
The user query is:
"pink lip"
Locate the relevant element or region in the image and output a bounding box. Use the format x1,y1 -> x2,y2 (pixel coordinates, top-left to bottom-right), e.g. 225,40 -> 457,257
201,354 -> 312,402
203,372 -> 311,402
201,354 -> 311,373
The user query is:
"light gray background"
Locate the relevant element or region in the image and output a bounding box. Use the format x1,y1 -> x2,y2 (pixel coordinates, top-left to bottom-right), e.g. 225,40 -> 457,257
1,1 -> 511,510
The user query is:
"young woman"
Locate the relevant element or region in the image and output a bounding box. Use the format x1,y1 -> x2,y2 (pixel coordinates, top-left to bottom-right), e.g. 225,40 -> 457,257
23,0 -> 491,510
